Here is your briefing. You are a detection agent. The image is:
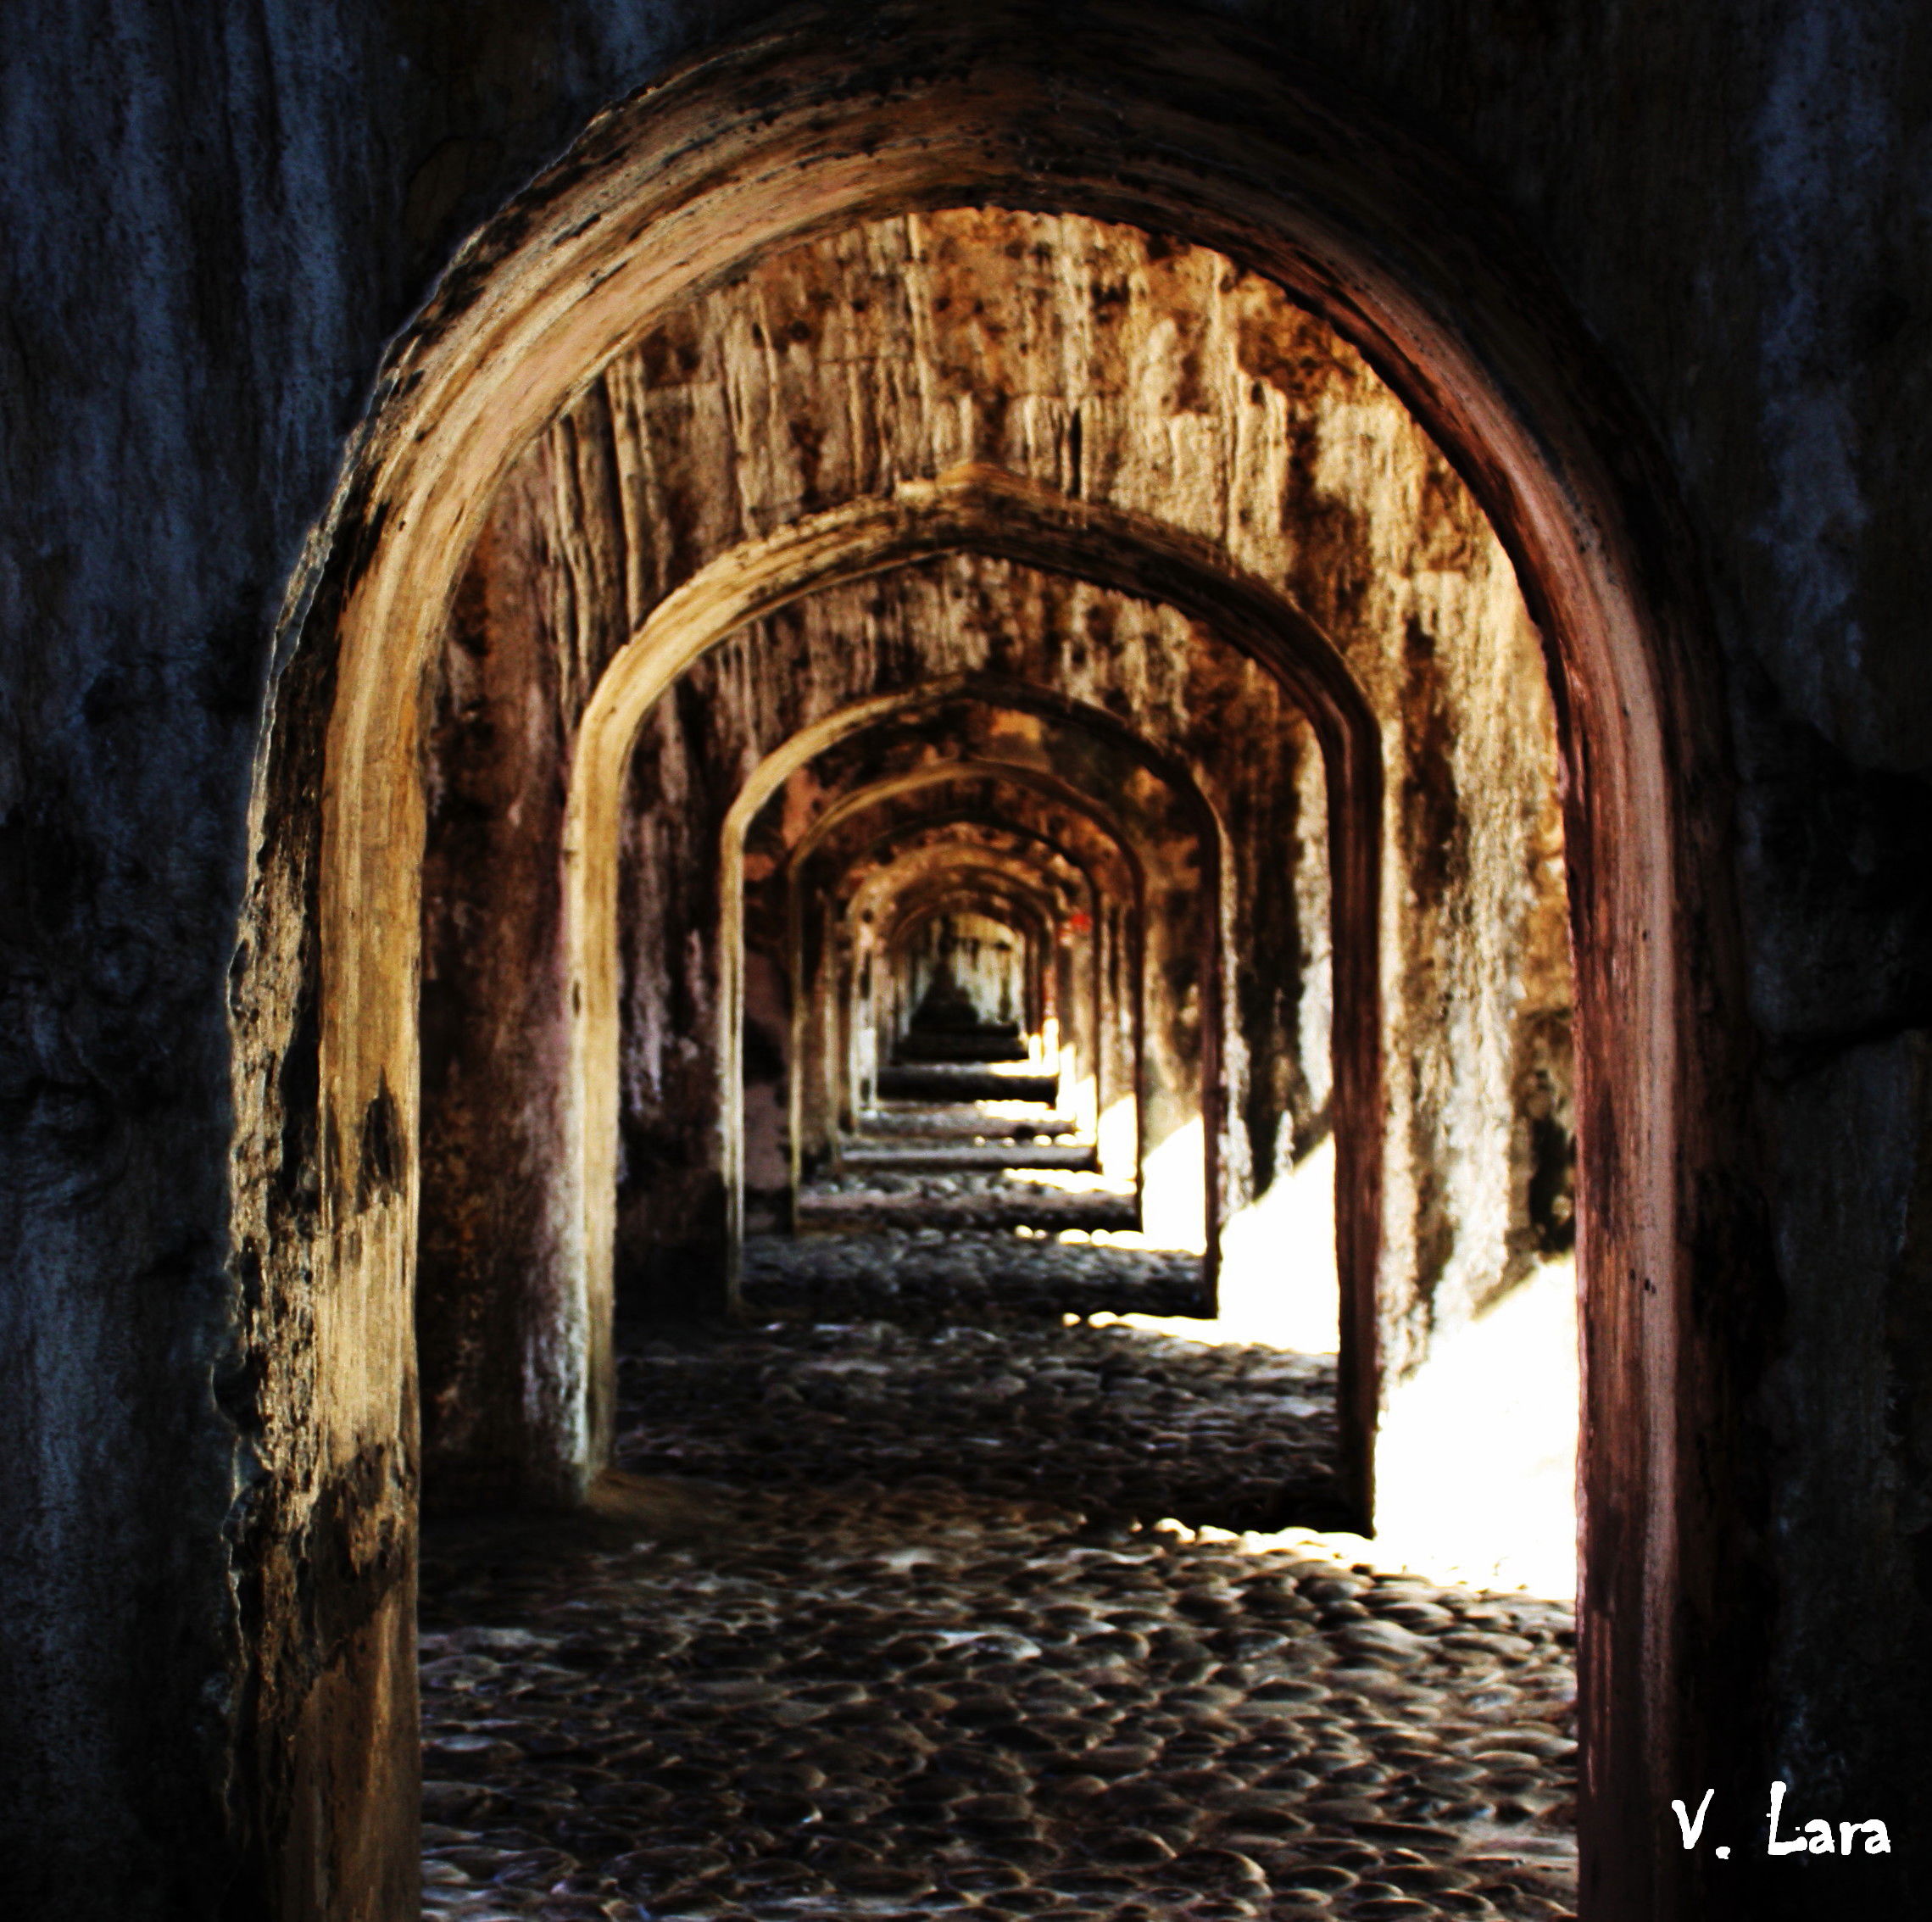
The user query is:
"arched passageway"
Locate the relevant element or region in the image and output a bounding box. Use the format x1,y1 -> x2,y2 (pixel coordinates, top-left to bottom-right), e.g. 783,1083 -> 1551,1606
732,692 -> 1219,1272
231,10 -> 1745,1919
777,768 -> 1149,1232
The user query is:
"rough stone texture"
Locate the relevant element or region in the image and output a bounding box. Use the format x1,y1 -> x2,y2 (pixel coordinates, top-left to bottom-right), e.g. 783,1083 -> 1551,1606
742,1232 -> 1205,1325
419,1491 -> 1581,1922
419,501 -> 582,1508
794,1177 -> 1142,1237
1762,1034 -> 1932,1860
422,211 -> 1567,1372
4,5 -> 1930,1919
414,1256 -> 1573,1919
621,1302 -> 1339,1527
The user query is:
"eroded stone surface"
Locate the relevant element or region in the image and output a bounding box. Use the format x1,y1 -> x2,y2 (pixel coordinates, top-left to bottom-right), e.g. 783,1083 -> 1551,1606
618,1329 -> 1335,1534
792,1180 -> 1142,1237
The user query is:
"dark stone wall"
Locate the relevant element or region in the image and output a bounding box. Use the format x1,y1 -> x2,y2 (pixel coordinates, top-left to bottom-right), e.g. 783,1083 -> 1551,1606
417,493 -> 580,1507
3,3 -> 1929,1916
0,6 -> 738,1908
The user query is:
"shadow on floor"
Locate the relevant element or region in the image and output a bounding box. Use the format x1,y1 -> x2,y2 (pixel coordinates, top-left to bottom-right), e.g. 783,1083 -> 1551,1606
418,1234 -> 1576,1922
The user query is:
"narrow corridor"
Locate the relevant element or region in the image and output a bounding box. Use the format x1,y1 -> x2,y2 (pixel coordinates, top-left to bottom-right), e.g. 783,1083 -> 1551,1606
23,17 -> 1908,1919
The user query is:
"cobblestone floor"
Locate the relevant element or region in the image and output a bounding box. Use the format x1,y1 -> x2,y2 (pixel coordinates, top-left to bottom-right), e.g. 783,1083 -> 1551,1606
420,1234 -> 1577,1922
795,1174 -> 1139,1234
742,1233 -> 1206,1328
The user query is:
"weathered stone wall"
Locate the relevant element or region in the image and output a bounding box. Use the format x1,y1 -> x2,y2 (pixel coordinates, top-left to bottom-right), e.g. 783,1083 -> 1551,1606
430,209 -> 1563,1341
5,5 -> 1930,1918
416,493 -> 583,1507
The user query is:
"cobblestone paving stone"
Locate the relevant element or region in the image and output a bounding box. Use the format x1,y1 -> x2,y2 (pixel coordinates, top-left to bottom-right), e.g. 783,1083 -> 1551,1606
796,1177 -> 1139,1234
743,1234 -> 1207,1327
420,1237 -> 1577,1922
617,1325 -> 1339,1532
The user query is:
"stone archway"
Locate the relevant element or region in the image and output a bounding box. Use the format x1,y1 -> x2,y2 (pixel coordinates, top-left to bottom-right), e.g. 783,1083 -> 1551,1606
797,788 -> 1127,1171
810,828 -> 1094,1154
234,8 -> 1741,1915
714,680 -> 1233,1317
571,482 -> 1378,1484
777,763 -> 1147,1209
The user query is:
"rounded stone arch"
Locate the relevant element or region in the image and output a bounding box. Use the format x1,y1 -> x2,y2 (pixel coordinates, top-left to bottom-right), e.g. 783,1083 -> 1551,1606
870,855 -> 1072,1003
877,872 -> 1061,946
837,815 -> 1108,1033
828,810 -> 1112,928
524,476 -> 1346,1489
789,762 -> 1144,905
782,765 -> 1148,1200
876,866 -> 1064,1034
876,878 -> 1059,1067
846,828 -> 1094,957
838,824 -> 1108,1081
234,7 -> 1742,1911
718,674 -> 1232,1304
